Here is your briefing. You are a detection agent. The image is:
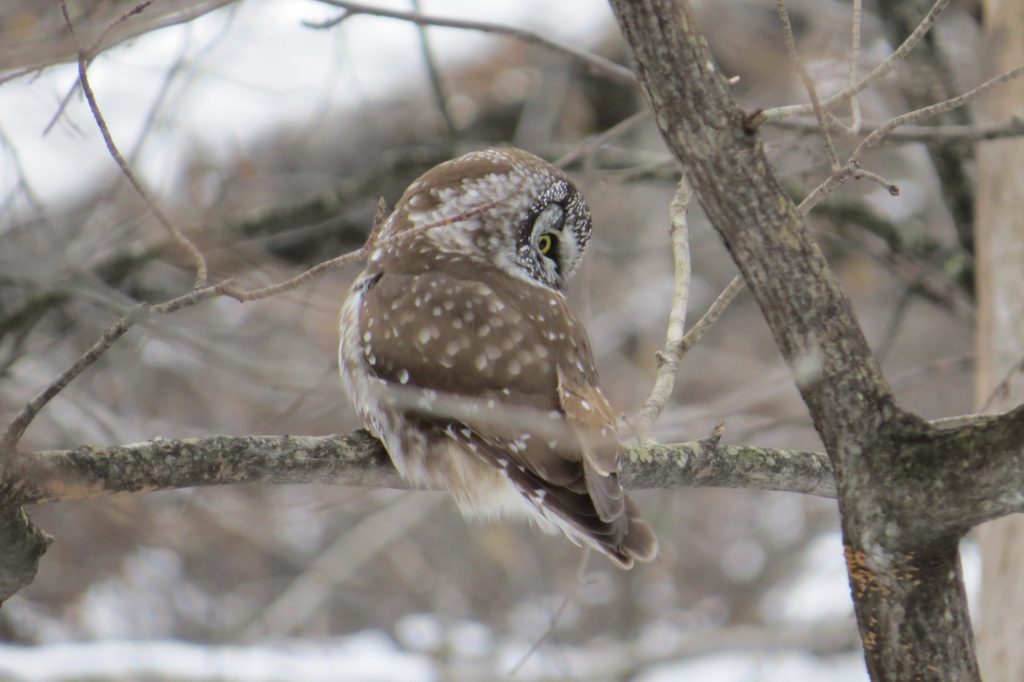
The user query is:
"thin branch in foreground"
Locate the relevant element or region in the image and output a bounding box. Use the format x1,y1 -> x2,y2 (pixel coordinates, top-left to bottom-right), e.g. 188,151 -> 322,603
675,275 -> 745,357
223,196 -> 503,302
240,493 -> 444,639
752,0 -> 953,125
0,282 -> 232,455
555,110 -> 652,168
633,177 -> 693,439
410,0 -> 457,137
508,548 -> 592,675
306,0 -> 637,86
223,249 -> 367,302
846,0 -> 863,133
774,0 -> 840,171
59,0 -> 209,289
799,62 -> 1024,214
771,115 -> 1024,143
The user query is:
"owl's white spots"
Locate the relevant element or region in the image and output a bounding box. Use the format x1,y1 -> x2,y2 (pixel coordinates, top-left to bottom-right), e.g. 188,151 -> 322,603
445,341 -> 460,356
548,298 -> 558,306
547,410 -> 560,419
417,328 -> 432,345
534,344 -> 549,359
453,319 -> 463,329
501,388 -> 511,395
397,369 -> 410,384
485,345 -> 501,360
432,306 -> 442,316
475,353 -> 488,371
508,360 -> 522,377
362,331 -> 372,343
477,324 -> 491,337
444,301 -> 455,311
489,316 -> 504,328
547,439 -> 559,449
501,338 -> 514,351
581,400 -> 592,411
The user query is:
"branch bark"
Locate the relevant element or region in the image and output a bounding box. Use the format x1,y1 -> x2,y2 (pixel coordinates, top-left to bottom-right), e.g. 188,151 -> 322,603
12,432 -> 837,505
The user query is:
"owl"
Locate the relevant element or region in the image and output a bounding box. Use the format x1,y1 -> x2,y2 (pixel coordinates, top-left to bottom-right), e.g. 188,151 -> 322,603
338,147 -> 657,568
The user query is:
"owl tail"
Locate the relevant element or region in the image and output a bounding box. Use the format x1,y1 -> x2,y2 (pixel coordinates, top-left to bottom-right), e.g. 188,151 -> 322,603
445,423 -> 659,568
527,480 -> 659,569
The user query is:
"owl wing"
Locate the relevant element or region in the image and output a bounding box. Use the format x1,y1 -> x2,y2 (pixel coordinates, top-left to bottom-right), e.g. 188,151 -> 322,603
555,363 -> 624,522
358,264 -> 657,566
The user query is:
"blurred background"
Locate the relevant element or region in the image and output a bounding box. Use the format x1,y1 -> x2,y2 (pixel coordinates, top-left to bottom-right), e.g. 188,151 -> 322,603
0,0 -> 986,679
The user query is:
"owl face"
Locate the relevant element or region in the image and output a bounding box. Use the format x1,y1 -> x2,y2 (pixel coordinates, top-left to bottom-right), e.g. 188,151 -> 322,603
372,148 -> 592,292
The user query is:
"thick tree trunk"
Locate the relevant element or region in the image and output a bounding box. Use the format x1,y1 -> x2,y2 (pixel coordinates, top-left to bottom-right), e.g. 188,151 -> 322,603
975,3 -> 1024,681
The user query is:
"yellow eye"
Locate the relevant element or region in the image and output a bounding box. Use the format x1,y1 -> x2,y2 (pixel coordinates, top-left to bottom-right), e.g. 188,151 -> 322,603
537,233 -> 556,256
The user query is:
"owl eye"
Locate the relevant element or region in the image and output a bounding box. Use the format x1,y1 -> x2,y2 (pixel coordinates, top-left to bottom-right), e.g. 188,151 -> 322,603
537,233 -> 558,258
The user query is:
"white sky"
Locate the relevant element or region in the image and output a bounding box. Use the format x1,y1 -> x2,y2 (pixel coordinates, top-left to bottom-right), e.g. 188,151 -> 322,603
0,0 -> 615,209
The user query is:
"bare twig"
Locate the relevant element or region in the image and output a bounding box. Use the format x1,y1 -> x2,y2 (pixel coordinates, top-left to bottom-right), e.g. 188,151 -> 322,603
555,110 -> 652,168
752,0 -> 953,126
771,115 -> 1024,143
633,178 -> 693,438
307,0 -> 637,86
224,196 -> 502,302
847,0 -> 863,133
223,249 -> 367,302
0,0 -> 235,86
0,281 -> 232,454
799,63 -> 1024,214
850,167 -> 900,196
774,0 -> 840,171
410,0 -> 457,137
676,275 -> 745,358
508,548 -> 592,675
59,0 -> 209,288
241,493 -> 443,639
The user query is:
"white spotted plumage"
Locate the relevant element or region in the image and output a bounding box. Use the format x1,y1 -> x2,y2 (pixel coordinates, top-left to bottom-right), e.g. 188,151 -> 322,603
338,147 -> 658,568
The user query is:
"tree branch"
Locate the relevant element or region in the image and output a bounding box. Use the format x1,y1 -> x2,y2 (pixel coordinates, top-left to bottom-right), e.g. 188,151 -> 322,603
308,0 -> 636,86
606,1 -> 1013,679
10,432 -> 836,505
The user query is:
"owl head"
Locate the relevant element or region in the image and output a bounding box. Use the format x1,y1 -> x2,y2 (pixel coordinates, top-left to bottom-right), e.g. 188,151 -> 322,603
373,148 -> 592,292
